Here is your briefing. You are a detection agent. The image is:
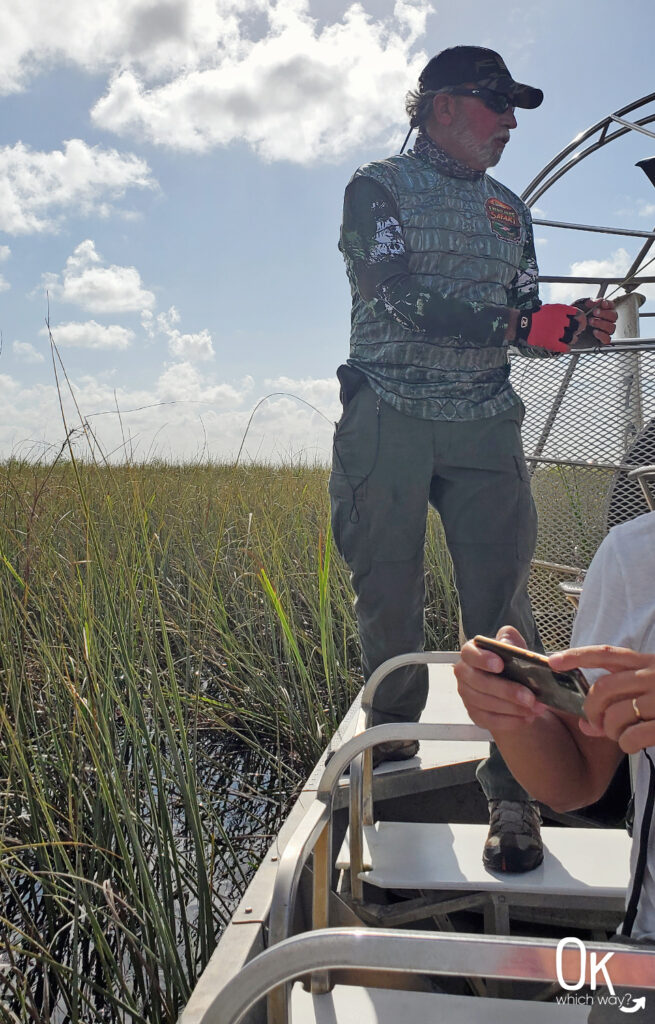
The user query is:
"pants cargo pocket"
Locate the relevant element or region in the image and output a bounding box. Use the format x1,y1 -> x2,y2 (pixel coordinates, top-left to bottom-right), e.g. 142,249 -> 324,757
514,454 -> 538,562
329,471 -> 371,575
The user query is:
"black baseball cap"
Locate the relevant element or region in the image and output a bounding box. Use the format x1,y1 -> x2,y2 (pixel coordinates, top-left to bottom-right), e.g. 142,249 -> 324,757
418,46 -> 543,109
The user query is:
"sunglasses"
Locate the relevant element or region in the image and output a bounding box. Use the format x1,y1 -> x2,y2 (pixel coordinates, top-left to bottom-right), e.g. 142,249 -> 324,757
446,86 -> 515,114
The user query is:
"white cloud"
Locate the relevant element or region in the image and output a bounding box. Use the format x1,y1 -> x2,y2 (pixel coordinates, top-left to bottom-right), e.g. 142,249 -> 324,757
157,361 -> 247,404
142,305 -> 179,339
89,0 -> 431,162
639,201 -> 655,219
0,246 -> 10,288
0,140 -> 155,234
264,374 -> 339,414
142,306 -> 215,361
0,0 -> 258,95
12,341 -> 45,364
43,240 -> 156,314
43,320 -> 135,350
1,1 -> 434,164
0,367 -> 339,463
548,249 -> 632,304
167,328 -> 214,361
548,246 -> 655,311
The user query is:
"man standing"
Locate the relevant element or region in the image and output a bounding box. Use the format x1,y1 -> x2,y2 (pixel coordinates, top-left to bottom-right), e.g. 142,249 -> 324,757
330,46 -> 616,872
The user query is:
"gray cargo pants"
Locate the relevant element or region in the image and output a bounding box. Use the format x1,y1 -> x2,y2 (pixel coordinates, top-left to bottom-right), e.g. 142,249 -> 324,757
329,379 -> 540,802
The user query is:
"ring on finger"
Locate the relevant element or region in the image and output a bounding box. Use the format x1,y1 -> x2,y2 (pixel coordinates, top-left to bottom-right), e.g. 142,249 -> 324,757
633,696 -> 643,721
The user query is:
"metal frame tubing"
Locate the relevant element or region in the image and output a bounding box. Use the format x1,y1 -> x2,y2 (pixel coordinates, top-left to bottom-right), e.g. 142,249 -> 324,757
215,927 -> 655,1024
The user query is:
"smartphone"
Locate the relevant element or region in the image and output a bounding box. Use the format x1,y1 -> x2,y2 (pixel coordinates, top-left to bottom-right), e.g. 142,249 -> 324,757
472,635 -> 589,718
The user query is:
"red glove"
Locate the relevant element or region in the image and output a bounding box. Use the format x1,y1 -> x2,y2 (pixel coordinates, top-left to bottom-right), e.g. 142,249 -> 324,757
515,304 -> 583,353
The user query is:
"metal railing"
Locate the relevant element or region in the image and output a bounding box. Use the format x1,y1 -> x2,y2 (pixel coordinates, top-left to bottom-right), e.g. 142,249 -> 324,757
212,927 -> 655,1024
267,711 -> 489,1022
514,335 -> 655,649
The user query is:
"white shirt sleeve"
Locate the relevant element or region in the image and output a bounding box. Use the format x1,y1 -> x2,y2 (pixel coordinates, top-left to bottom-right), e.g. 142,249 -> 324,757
570,529 -> 637,684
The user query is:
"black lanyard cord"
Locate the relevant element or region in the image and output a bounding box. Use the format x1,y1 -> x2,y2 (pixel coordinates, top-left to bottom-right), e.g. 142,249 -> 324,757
332,396 -> 381,524
623,750 -> 655,937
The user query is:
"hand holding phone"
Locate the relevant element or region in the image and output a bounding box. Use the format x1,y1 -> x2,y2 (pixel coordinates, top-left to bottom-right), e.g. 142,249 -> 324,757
473,635 -> 589,718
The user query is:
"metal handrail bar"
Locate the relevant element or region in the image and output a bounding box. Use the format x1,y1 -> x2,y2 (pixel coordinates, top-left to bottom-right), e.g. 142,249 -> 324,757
348,722 -> 491,905
519,340 -> 655,356
269,800 -> 329,947
525,455 -> 653,471
574,338 -> 655,349
269,719 -> 489,946
521,94 -> 655,205
628,465 -> 655,510
348,728 -> 367,903
525,116 -> 655,207
356,653 -> 474,865
521,92 -> 655,203
349,652 -> 483,899
532,218 -> 655,239
214,927 -> 655,1024
360,652 -> 460,724
267,719 -> 489,1019
317,722 -> 491,799
537,275 -> 655,284
531,558 -> 587,576
609,113 -> 655,141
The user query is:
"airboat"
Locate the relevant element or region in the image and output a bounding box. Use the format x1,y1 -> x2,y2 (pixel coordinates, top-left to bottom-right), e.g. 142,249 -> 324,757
180,93 -> 655,1024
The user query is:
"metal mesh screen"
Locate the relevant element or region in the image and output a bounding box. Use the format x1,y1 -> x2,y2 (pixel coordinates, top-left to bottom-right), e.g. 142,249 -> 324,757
513,343 -> 655,650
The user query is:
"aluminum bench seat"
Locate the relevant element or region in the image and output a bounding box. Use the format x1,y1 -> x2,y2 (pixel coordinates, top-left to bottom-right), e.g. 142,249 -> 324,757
308,658 -> 488,789
365,662 -> 488,778
403,662 -> 489,772
336,821 -> 629,901
292,983 -> 589,1022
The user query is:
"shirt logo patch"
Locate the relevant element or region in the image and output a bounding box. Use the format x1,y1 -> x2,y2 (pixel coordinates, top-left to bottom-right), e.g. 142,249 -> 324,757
485,197 -> 522,243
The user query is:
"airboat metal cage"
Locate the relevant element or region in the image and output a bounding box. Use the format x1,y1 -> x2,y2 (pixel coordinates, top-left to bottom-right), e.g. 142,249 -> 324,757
515,93 -> 655,649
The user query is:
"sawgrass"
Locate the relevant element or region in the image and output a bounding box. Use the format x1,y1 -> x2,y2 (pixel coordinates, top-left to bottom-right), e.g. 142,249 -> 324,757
0,456 -> 458,1022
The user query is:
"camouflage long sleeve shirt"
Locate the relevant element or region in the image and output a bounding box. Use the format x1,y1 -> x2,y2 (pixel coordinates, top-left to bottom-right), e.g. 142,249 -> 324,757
340,134 -> 549,420
342,175 -> 542,336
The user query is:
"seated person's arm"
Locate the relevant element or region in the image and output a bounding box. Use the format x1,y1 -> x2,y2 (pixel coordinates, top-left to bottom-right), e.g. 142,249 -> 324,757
551,645 -> 655,756
548,518 -> 655,758
456,524 -> 651,811
455,627 -> 622,812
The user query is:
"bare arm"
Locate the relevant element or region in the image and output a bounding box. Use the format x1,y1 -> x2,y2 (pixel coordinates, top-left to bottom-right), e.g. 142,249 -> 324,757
454,626 -> 623,811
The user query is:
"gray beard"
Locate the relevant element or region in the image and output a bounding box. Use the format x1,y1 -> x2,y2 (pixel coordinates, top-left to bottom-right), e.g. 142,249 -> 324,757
449,121 -> 504,169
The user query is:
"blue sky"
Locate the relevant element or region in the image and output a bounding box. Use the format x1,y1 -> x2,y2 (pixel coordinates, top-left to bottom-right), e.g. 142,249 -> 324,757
1,0 -> 655,463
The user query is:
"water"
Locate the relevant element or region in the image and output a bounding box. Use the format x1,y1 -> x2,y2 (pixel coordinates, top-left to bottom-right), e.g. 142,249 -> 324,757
0,734 -> 298,1023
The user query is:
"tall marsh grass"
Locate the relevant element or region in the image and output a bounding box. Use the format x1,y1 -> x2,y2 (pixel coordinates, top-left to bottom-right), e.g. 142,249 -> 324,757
0,457 -> 458,1021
